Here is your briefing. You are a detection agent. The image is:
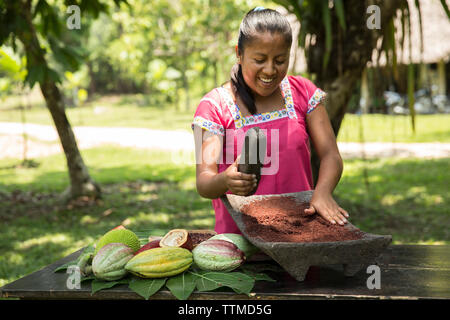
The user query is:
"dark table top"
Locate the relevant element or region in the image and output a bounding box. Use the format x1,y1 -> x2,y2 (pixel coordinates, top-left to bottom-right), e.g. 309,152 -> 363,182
1,244 -> 449,300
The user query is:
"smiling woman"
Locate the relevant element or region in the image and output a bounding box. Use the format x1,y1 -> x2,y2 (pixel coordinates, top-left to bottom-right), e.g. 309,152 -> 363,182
192,7 -> 348,235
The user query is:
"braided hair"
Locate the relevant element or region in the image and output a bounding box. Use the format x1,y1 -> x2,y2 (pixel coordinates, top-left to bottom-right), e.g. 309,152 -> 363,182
230,8 -> 292,115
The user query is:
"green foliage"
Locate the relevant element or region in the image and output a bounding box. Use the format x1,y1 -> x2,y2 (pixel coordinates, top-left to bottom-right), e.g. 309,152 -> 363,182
128,277 -> 167,299
57,263 -> 264,299
0,0 -> 127,90
0,47 -> 26,96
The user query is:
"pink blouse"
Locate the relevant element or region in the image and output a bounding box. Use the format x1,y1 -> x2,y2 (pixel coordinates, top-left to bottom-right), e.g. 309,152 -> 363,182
191,75 -> 326,234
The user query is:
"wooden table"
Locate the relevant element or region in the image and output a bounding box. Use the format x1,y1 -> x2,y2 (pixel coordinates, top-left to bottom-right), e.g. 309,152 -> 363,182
1,245 -> 449,300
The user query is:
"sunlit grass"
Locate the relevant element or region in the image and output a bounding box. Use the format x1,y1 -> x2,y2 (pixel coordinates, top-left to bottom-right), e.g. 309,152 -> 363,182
335,157 -> 450,245
338,113 -> 450,143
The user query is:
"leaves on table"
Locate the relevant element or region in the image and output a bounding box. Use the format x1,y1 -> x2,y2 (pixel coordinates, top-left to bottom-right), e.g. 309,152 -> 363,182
91,278 -> 129,295
81,275 -> 96,283
165,272 -> 197,300
128,277 -> 167,300
54,245 -> 95,273
54,260 -> 77,272
189,270 -> 255,295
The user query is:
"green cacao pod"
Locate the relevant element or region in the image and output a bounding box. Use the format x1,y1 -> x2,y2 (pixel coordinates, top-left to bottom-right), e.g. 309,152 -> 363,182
192,239 -> 245,272
209,233 -> 259,258
92,243 -> 134,281
94,228 -> 141,255
125,247 -> 192,278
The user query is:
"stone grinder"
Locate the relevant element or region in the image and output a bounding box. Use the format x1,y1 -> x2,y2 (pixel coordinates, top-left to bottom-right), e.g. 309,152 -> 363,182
221,127 -> 392,281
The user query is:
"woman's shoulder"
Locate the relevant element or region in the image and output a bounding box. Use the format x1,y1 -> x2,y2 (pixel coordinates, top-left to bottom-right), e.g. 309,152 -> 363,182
287,75 -> 316,90
201,81 -> 233,99
287,75 -> 326,115
287,75 -> 323,99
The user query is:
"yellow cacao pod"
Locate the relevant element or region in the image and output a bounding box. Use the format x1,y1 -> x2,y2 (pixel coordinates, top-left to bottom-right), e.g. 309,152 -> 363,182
124,247 -> 192,278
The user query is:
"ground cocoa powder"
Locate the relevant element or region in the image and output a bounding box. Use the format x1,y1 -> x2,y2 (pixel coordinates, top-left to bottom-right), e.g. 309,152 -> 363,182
240,196 -> 364,243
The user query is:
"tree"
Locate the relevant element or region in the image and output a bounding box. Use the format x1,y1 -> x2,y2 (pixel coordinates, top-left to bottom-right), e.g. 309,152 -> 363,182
0,0 -> 126,201
274,0 -> 450,182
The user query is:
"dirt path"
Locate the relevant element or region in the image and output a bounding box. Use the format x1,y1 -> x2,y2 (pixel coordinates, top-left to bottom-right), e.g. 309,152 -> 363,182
1,122 -> 449,160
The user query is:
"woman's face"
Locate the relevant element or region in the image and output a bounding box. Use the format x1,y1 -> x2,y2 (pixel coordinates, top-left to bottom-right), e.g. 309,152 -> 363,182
237,32 -> 291,98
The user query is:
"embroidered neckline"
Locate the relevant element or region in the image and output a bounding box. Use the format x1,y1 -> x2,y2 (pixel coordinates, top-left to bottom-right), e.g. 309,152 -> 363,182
219,76 -> 297,128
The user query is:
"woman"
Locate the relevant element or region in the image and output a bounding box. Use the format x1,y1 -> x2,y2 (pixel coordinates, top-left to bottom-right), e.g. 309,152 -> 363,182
192,7 -> 348,234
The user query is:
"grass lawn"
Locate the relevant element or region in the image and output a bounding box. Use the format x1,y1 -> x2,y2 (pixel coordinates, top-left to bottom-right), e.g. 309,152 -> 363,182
1,93 -> 449,142
337,114 -> 450,143
0,94 -> 195,132
0,146 -> 449,288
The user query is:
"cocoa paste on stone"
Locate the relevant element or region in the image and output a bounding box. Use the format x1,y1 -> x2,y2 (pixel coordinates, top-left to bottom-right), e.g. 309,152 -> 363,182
240,196 -> 364,243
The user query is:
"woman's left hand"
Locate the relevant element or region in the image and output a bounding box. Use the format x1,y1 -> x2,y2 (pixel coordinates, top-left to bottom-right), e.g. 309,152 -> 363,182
304,190 -> 349,225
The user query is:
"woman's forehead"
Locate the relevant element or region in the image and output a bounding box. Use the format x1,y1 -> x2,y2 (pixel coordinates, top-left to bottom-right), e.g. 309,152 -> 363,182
243,32 -> 290,55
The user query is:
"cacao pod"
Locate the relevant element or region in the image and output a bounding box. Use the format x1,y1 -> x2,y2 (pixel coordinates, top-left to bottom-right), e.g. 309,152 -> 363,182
92,243 -> 134,281
125,247 -> 193,278
148,235 -> 162,242
134,239 -> 160,255
192,239 -> 245,272
209,233 -> 259,258
94,228 -> 140,255
159,229 -> 193,250
188,229 -> 217,248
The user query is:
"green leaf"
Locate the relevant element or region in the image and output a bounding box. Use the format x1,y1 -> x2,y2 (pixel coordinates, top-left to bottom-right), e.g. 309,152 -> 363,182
440,0 -> 450,20
54,260 -> 77,272
191,270 -> 221,292
91,278 -> 129,295
128,277 -> 167,300
165,272 -> 197,300
81,275 -> 96,283
54,245 -> 95,272
190,271 -> 255,295
334,0 -> 346,32
25,64 -> 45,88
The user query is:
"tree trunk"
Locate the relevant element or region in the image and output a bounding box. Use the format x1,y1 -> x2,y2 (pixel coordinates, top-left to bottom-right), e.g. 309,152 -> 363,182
15,0 -> 101,201
306,0 -> 402,184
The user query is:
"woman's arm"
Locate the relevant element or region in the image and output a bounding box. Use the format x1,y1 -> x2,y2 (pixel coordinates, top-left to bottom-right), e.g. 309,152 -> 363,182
195,129 -> 256,199
305,104 -> 349,225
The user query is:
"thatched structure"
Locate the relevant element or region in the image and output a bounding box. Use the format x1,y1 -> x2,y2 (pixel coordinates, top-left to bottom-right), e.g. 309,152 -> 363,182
371,0 -> 450,66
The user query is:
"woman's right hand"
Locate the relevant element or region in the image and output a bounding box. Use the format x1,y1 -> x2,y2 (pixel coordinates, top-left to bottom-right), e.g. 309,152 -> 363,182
223,156 -> 258,196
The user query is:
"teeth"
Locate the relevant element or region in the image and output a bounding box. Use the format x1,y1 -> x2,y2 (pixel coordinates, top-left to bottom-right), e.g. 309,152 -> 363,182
260,78 -> 274,83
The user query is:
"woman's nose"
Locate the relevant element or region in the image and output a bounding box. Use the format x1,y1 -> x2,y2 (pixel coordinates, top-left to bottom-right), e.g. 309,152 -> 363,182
262,62 -> 276,76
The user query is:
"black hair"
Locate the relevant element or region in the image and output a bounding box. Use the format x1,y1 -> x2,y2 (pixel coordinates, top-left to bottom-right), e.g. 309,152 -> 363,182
230,8 -> 292,115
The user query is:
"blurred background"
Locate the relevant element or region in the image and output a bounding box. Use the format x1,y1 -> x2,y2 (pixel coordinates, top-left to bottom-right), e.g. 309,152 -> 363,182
0,0 -> 449,287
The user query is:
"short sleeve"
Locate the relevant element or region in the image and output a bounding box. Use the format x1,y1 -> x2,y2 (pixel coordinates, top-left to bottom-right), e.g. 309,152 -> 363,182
191,89 -> 225,136
288,75 -> 326,117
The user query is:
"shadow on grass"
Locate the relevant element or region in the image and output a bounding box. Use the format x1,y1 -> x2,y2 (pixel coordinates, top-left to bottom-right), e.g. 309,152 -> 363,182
335,158 -> 450,244
0,169 -> 214,287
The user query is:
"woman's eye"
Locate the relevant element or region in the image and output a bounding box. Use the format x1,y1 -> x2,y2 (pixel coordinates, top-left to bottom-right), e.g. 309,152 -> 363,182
254,59 -> 285,65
